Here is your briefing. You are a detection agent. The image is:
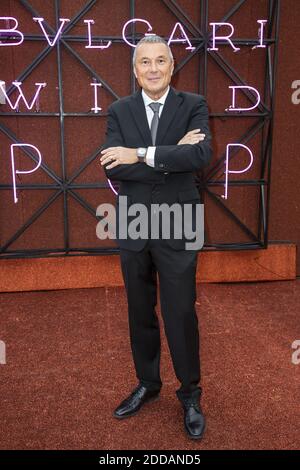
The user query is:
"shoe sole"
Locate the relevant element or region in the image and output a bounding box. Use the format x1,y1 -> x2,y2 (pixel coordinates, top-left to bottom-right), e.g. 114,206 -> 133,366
184,421 -> 206,440
113,394 -> 160,420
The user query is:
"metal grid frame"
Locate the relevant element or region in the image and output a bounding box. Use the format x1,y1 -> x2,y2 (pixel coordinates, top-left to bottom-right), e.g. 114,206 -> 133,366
0,0 -> 280,258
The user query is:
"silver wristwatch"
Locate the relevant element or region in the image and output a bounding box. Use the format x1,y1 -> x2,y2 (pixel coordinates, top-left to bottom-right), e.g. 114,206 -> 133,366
137,147 -> 147,163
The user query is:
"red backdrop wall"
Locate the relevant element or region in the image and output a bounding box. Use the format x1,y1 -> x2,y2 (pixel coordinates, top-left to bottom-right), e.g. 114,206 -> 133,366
0,1 -> 299,274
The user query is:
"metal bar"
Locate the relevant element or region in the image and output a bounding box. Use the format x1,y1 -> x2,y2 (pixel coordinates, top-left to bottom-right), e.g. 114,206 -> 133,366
55,0 -> 69,254
204,0 -> 209,97
219,0 -> 248,24
0,34 -> 276,46
67,144 -> 104,185
0,190 -> 63,252
258,0 -> 275,247
20,0 -> 97,36
173,42 -> 205,76
206,180 -> 267,187
209,113 -> 269,117
260,184 -> 267,245
161,0 -> 203,37
209,51 -> 269,113
198,0 -> 205,94
0,121 -> 63,184
5,0 -> 97,97
59,40 -> 120,100
0,185 -> 60,190
130,0 -> 136,94
205,188 -> 260,243
0,242 -> 267,259
68,189 -> 99,219
204,242 -> 264,250
264,0 -> 280,247
254,0 -> 273,245
0,248 -> 120,258
19,0 -> 120,100
0,183 -> 109,190
5,46 -> 53,97
0,113 -> 108,117
1,112 -> 271,118
206,118 -> 266,181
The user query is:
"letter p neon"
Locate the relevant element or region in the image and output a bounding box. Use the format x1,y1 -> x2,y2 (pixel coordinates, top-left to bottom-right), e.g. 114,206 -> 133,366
223,144 -> 254,199
10,144 -> 42,203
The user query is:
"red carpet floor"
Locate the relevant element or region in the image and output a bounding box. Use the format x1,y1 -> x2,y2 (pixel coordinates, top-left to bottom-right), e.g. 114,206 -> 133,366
0,280 -> 299,450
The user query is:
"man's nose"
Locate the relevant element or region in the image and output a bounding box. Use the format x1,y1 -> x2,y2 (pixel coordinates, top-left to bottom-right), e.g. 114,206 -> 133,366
149,61 -> 158,72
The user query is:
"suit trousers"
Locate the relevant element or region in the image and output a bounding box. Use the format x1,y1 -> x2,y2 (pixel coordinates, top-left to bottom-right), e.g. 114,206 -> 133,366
119,237 -> 202,403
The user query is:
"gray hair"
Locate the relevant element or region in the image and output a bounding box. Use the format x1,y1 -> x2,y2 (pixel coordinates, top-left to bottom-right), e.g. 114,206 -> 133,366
132,35 -> 174,66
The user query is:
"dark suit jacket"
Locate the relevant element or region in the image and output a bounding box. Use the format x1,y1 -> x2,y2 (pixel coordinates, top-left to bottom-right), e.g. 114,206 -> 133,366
102,86 -> 212,251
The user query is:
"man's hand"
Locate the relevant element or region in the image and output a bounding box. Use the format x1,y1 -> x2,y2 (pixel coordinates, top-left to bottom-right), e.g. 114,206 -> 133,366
100,147 -> 138,169
177,129 -> 205,145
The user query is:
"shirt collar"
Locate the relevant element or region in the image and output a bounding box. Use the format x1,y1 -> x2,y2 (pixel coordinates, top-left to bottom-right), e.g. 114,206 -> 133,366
142,86 -> 170,108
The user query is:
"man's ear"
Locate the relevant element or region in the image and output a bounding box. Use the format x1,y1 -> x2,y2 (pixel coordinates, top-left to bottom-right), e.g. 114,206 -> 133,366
133,67 -> 137,79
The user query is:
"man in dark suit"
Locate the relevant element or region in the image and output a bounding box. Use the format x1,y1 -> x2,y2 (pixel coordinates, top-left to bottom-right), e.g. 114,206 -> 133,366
100,35 -> 212,440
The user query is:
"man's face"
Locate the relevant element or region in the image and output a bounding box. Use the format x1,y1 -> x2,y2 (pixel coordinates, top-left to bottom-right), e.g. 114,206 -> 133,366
134,42 -> 174,100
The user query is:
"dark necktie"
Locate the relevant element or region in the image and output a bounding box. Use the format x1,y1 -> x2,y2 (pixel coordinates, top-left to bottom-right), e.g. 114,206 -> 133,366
149,102 -> 162,145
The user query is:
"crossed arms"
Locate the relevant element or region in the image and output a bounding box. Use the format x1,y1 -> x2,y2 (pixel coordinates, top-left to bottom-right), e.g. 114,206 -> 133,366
100,97 -> 212,182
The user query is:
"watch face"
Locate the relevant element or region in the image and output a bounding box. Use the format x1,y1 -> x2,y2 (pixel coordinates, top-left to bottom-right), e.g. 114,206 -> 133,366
138,147 -> 147,157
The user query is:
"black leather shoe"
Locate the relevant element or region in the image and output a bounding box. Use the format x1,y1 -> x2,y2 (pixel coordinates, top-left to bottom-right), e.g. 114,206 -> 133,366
182,400 -> 206,440
113,384 -> 160,419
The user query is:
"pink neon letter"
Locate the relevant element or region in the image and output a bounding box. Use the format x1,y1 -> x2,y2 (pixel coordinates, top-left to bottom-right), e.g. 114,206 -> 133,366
0,81 -> 46,111
84,20 -> 111,49
33,17 -> 70,46
108,179 -> 118,195
253,20 -> 267,49
208,23 -> 240,52
226,86 -> 261,112
168,22 -> 195,51
0,17 -> 24,46
122,19 -> 153,47
11,144 -> 42,203
90,82 -> 102,113
222,144 -> 254,199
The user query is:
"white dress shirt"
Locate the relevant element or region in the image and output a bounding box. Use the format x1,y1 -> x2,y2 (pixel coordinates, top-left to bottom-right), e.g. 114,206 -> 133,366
141,86 -> 170,167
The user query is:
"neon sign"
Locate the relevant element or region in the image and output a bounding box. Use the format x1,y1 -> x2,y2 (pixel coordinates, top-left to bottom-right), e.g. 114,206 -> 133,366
0,17 -> 267,51
0,16 -> 268,201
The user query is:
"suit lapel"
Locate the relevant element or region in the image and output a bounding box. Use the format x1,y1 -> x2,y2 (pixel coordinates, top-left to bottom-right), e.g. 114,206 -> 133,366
128,86 -> 183,146
156,87 -> 182,145
128,90 -> 153,146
